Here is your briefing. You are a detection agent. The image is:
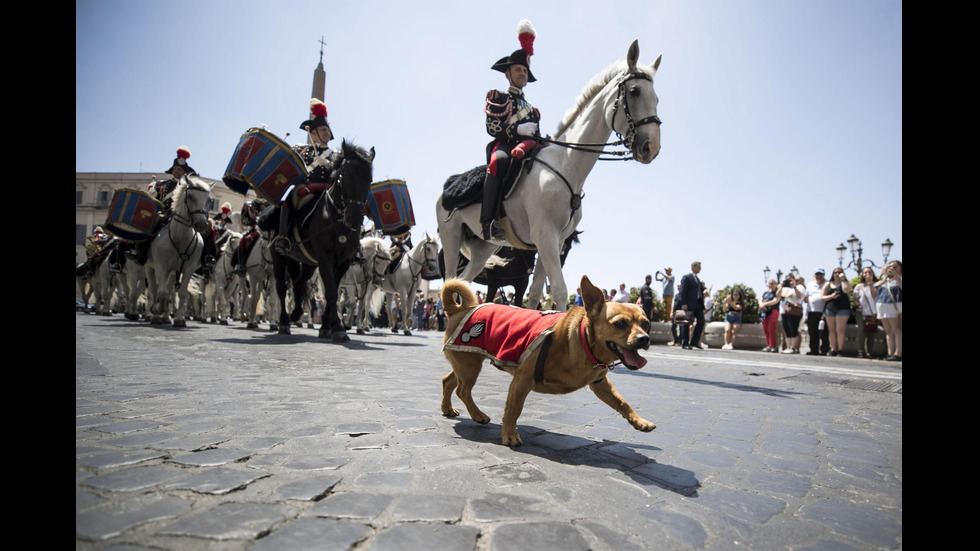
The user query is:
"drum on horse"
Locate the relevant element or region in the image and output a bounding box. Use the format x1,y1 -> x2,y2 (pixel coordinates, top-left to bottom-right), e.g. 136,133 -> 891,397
381,232 -> 440,335
339,236 -> 393,334
437,40 -> 662,312
270,140 -> 375,341
144,175 -> 212,326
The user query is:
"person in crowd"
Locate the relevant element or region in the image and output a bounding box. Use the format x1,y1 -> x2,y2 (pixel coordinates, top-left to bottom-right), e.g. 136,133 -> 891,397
658,267 -> 675,322
640,275 -> 656,321
805,268 -> 830,355
677,261 -> 705,350
852,267 -> 878,359
780,275 -> 806,354
874,260 -> 902,361
759,279 -> 781,353
821,267 -> 853,356
721,288 -> 744,350
614,282 -> 630,303
574,287 -> 584,307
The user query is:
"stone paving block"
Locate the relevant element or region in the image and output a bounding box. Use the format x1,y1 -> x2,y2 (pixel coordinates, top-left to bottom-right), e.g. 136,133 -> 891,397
575,520 -> 647,551
353,471 -> 414,491
158,501 -> 296,540
249,517 -> 372,551
336,422 -> 385,436
373,523 -> 481,551
76,448 -> 169,469
157,433 -> 231,451
167,448 -> 252,467
81,464 -> 188,492
101,431 -> 179,447
491,521 -> 589,551
800,499 -> 901,549
76,489 -> 104,511
480,462 -> 548,484
698,487 -> 787,524
307,492 -> 394,520
391,494 -> 466,523
746,470 -> 813,498
637,505 -> 709,549
76,494 -> 191,541
162,466 -> 270,494
766,457 -> 820,475
274,474 -> 343,500
94,419 -> 169,434
470,492 -> 546,522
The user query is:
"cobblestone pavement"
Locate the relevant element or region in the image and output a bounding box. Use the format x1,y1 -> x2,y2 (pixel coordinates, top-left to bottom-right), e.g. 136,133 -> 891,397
76,313 -> 902,550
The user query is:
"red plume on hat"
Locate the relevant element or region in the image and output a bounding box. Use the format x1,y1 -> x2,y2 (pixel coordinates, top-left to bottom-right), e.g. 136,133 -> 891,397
310,99 -> 328,119
176,146 -> 191,160
517,19 -> 536,56
167,145 -> 196,175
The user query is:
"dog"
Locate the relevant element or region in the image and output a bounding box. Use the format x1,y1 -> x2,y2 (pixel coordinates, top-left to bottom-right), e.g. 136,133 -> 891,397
440,274 -> 656,446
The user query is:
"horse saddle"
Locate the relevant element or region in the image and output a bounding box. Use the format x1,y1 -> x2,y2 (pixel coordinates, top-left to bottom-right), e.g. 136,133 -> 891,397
440,148 -> 539,213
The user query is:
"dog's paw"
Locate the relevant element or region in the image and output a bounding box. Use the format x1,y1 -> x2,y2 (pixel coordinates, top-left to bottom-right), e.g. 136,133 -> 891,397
502,431 -> 523,447
631,417 -> 657,432
473,412 -> 491,424
443,407 -> 460,418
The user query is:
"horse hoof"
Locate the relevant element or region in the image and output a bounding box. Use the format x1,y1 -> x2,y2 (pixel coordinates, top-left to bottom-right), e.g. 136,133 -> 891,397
220,319 -> 229,326
278,325 -> 290,335
391,327 -> 399,333
307,323 -> 315,329
173,320 -> 186,328
247,322 -> 257,329
356,328 -> 365,335
404,330 -> 412,336
270,324 -> 279,332
332,332 -> 350,343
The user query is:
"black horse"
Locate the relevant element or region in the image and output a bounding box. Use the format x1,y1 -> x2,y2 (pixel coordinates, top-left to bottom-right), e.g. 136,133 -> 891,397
439,231 -> 581,308
270,140 -> 375,342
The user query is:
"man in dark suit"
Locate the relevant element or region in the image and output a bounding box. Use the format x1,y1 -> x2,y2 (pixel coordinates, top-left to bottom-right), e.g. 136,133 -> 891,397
678,261 -> 705,350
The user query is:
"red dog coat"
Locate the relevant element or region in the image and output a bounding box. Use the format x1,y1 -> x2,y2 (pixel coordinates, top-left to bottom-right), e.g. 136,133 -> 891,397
444,303 -> 564,368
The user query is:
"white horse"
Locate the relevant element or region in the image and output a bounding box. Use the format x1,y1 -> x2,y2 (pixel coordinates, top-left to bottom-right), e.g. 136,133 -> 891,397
437,40 -> 662,311
204,231 -> 242,325
144,175 -> 212,326
339,236 -> 393,334
381,232 -> 440,335
239,234 -> 280,330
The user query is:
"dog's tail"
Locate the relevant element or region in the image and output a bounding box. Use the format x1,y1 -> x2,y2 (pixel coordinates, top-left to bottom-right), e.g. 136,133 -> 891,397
441,278 -> 478,317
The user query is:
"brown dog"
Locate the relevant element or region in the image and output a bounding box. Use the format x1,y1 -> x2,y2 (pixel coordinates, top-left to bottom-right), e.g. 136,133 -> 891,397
441,275 -> 656,446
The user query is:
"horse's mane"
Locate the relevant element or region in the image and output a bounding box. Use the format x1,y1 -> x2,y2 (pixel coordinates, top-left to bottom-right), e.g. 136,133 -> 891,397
555,60 -> 653,138
363,236 -> 392,259
170,175 -> 211,209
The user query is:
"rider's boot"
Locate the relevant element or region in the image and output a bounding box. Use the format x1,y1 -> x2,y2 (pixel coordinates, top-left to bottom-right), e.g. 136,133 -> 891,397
480,173 -> 505,240
126,241 -> 149,266
271,205 -> 292,255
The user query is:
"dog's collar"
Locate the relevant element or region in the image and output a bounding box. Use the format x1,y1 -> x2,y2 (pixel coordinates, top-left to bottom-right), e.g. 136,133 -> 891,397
580,319 -> 620,370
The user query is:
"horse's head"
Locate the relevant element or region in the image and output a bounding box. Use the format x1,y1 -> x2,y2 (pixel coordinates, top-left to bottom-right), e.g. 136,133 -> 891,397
420,232 -> 441,279
175,175 -> 213,235
612,41 -> 662,164
334,141 -> 376,232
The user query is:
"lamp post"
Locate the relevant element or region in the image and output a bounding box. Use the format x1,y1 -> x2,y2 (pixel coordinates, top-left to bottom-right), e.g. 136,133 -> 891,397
836,235 -> 894,275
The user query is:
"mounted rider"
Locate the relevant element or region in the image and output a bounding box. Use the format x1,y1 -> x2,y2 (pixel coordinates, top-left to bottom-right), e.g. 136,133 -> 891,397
231,197 -> 267,275
126,146 -> 198,266
481,20 -> 542,241
271,98 -> 343,255
76,226 -> 114,277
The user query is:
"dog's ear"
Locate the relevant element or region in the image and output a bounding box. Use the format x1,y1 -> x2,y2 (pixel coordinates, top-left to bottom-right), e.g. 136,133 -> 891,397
580,275 -> 605,318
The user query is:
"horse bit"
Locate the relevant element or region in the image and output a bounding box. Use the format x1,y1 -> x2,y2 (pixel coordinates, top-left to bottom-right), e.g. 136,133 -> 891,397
170,186 -> 209,262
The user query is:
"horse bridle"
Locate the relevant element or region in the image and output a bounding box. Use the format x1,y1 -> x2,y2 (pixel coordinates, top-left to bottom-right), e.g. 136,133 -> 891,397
168,184 -> 209,262
324,158 -> 366,234
540,70 -> 662,161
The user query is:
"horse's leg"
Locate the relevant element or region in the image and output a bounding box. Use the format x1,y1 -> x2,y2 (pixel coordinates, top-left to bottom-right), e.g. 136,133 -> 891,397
514,278 -> 529,308
458,239 -> 500,282
318,259 -> 349,342
529,241 -> 567,312
172,268 -> 194,327
272,254 -> 292,335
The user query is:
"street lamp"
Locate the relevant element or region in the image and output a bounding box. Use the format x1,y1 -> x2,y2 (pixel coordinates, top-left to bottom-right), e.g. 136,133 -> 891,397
836,235 -> 894,275
763,266 -> 770,285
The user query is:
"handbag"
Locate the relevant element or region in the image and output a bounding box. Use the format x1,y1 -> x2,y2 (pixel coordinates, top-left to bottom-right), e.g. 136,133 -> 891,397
672,309 -> 693,326
863,314 -> 878,334
784,301 -> 803,316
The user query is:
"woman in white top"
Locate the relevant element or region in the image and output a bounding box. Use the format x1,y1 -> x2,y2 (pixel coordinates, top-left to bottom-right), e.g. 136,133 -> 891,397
852,267 -> 878,359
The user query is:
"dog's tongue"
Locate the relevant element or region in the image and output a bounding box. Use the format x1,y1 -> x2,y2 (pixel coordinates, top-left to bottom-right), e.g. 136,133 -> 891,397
622,348 -> 648,369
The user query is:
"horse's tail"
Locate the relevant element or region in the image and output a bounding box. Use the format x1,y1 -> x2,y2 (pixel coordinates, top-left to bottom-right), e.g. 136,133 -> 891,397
367,287 -> 386,317
441,278 -> 478,317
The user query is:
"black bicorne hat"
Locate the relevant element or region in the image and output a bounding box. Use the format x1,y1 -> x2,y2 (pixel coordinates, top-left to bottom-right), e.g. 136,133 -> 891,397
300,98 -> 332,138
491,20 -> 537,82
165,146 -> 196,175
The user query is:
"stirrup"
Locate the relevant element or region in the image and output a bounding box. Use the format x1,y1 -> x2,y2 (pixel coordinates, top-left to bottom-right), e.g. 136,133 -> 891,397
482,221 -> 505,240
272,236 -> 291,254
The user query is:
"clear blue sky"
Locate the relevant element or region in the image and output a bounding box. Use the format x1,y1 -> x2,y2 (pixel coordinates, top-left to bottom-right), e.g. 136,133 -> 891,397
76,0 -> 902,300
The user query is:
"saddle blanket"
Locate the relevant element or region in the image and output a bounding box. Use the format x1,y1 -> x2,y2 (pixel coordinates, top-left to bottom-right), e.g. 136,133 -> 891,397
443,303 -> 565,368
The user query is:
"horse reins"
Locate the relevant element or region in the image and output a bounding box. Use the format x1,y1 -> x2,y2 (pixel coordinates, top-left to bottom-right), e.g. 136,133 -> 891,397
539,70 -> 662,162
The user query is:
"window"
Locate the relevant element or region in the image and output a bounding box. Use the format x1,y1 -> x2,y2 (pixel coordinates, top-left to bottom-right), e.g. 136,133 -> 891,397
76,191 -> 83,205
76,225 -> 86,245
97,191 -> 112,209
